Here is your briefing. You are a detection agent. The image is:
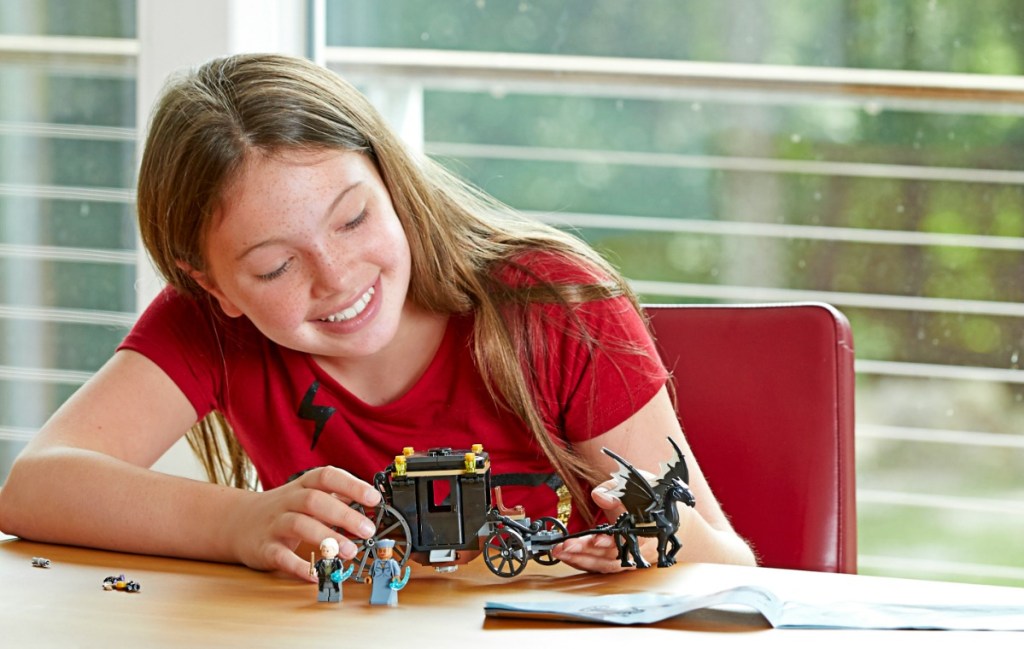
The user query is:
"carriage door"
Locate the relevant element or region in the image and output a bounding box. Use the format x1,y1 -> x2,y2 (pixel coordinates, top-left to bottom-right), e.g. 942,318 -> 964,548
417,476 -> 463,547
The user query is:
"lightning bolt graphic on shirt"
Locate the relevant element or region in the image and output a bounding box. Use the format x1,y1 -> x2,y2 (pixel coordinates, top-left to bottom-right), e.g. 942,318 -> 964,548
298,381 -> 337,450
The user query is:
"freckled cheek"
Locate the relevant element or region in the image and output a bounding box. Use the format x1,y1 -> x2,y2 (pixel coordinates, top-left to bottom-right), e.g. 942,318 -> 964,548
375,224 -> 412,273
376,246 -> 406,273
252,291 -> 309,329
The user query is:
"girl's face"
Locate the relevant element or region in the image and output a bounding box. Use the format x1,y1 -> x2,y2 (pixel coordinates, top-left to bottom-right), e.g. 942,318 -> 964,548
193,148 -> 412,364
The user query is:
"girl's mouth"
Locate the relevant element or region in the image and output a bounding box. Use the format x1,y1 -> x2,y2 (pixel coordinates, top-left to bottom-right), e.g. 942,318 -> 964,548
319,286 -> 375,322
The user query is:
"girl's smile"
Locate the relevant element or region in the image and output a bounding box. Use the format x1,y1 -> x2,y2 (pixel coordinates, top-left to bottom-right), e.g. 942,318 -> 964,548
312,277 -> 383,336
318,285 -> 375,323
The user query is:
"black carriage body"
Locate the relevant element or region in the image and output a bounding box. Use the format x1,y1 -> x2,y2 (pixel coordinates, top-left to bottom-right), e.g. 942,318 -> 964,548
387,447 -> 492,553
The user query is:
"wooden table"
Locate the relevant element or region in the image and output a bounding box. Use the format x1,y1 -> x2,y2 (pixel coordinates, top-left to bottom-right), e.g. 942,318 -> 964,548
4,536 -> 1024,647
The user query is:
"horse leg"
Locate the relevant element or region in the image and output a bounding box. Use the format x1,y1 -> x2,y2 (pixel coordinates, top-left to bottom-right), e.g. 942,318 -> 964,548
665,533 -> 682,563
656,534 -> 673,568
614,531 -> 634,568
630,534 -> 651,569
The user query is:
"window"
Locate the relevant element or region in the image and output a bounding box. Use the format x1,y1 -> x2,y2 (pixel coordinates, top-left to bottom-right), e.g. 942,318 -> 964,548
321,0 -> 1024,586
0,0 -> 308,487
426,478 -> 455,513
0,0 -> 137,484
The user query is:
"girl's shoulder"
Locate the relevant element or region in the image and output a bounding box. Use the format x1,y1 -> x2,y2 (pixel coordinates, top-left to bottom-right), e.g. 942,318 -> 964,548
142,285 -> 212,319
122,285 -> 263,356
492,248 -> 613,288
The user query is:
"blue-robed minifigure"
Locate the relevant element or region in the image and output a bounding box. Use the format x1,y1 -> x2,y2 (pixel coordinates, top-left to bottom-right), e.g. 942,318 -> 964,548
312,537 -> 353,603
367,539 -> 410,606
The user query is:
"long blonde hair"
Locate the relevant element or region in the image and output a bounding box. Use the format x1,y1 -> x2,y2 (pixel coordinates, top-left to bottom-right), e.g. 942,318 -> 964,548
137,53 -> 653,522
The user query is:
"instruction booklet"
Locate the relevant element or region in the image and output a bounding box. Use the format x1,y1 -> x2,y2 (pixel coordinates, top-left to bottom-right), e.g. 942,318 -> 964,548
485,585 -> 1024,631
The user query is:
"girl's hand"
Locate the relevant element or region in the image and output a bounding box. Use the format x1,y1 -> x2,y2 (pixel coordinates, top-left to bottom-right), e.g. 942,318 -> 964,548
549,480 -> 659,573
221,466 -> 381,581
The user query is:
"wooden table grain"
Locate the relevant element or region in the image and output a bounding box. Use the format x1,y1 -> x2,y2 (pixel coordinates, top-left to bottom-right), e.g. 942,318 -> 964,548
4,536 -> 1024,647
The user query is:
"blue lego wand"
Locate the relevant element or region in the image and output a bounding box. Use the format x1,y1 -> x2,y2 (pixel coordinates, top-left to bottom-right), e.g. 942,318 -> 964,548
389,566 -> 411,591
331,564 -> 354,584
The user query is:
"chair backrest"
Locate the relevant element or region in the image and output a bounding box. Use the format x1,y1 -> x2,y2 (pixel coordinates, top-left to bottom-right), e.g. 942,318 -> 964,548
644,302 -> 857,573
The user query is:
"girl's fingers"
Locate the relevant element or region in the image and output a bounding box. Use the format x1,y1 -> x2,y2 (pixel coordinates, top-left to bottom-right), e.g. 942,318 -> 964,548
591,482 -> 627,519
291,470 -> 379,540
268,543 -> 317,582
283,510 -> 361,560
300,466 -> 381,507
558,533 -> 614,554
557,554 -> 622,573
591,485 -> 619,509
320,499 -> 377,541
553,529 -> 663,574
591,533 -> 616,548
552,541 -> 625,573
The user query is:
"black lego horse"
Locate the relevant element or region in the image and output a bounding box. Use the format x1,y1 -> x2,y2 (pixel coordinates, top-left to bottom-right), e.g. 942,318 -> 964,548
602,438 -> 696,569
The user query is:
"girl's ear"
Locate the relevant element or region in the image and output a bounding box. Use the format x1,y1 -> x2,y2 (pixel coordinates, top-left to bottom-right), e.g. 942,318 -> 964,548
174,260 -> 244,318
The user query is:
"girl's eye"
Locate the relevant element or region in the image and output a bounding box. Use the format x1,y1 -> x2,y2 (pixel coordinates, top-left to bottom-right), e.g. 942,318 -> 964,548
256,259 -> 292,282
339,209 -> 367,231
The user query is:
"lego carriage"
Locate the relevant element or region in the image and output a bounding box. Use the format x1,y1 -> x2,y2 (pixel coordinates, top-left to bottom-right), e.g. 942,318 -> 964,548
347,445 -> 569,581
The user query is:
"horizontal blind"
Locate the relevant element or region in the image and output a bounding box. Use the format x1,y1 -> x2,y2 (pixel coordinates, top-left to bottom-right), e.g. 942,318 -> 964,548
325,45 -> 1024,586
0,33 -> 137,450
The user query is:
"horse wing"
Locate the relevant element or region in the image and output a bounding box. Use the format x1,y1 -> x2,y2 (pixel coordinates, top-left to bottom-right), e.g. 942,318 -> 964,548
654,437 -> 692,502
602,447 -> 658,517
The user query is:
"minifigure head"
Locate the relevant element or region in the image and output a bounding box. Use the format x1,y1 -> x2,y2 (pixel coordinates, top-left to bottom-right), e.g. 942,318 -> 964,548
320,537 -> 340,560
377,539 -> 395,560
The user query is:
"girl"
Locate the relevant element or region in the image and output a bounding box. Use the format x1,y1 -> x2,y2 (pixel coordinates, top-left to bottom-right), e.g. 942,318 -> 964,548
0,54 -> 754,579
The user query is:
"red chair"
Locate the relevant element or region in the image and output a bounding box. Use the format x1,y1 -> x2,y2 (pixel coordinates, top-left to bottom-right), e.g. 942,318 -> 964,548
645,302 -> 857,573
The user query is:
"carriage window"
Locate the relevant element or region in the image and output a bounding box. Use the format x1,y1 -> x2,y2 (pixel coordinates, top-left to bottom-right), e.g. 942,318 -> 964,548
426,478 -> 454,513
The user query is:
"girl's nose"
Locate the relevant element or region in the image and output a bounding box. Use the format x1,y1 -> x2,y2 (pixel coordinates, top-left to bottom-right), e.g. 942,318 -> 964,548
308,247 -> 349,298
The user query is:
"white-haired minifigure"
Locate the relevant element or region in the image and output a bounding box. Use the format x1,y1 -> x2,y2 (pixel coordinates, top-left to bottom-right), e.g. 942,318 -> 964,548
311,537 -> 352,603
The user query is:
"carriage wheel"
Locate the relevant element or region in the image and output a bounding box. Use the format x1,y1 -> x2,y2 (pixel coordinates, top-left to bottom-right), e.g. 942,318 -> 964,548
483,526 -> 528,578
349,503 -> 412,584
531,516 -> 568,566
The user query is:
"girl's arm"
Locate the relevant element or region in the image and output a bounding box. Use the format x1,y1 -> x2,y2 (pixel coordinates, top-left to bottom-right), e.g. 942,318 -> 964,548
0,349 -> 379,580
551,384 -> 757,571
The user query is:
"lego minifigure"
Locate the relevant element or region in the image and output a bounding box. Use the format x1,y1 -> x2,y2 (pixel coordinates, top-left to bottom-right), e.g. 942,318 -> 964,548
311,537 -> 352,603
30,557 -> 51,568
367,539 -> 409,606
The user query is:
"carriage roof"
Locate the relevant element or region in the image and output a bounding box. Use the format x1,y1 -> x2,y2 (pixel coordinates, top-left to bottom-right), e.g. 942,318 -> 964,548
391,446 -> 490,479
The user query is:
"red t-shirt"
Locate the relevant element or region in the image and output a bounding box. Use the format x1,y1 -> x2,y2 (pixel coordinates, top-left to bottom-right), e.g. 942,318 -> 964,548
118,255 -> 667,530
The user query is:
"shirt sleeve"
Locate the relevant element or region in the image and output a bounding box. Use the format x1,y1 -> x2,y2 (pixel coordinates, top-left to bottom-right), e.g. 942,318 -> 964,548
539,294 -> 668,444
116,286 -> 224,419
501,253 -> 669,444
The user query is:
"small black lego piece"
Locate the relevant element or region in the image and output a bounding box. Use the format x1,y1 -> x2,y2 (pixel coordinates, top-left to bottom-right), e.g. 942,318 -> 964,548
102,574 -> 141,593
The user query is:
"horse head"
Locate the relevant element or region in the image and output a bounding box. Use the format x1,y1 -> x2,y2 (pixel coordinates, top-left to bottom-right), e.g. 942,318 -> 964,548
666,477 -> 696,509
